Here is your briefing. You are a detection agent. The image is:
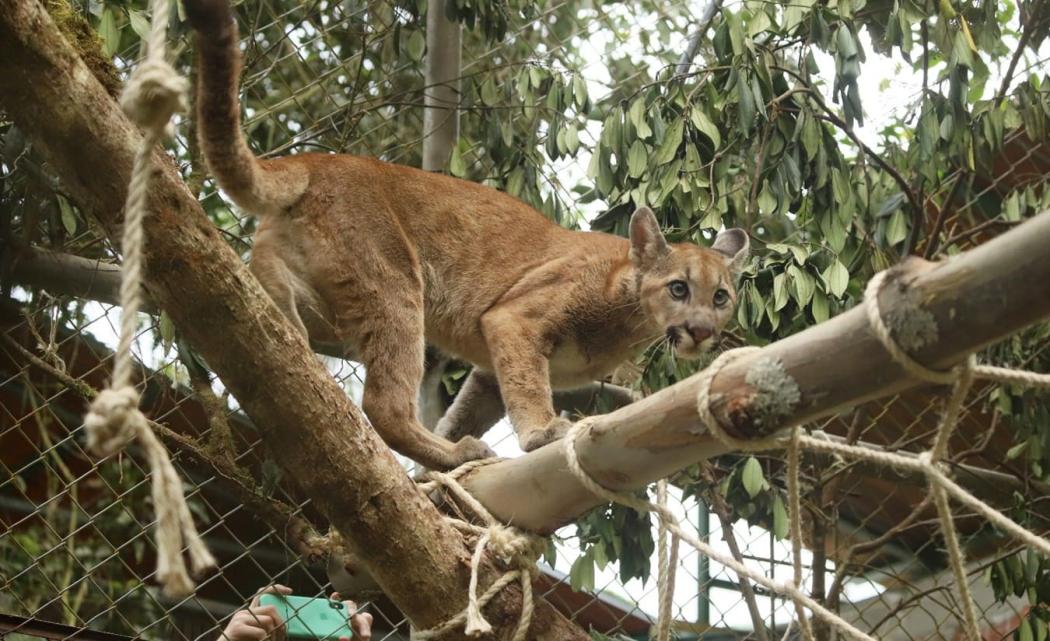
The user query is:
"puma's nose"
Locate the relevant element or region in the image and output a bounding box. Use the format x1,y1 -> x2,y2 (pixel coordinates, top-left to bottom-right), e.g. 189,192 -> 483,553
687,325 -> 713,344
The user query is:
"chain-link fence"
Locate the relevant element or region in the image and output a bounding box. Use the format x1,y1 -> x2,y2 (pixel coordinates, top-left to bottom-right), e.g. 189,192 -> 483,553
2,0 -> 1050,639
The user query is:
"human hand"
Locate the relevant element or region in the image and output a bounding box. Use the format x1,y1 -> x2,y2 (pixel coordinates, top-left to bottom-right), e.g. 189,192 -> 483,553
217,584 -> 293,641
330,592 -> 372,641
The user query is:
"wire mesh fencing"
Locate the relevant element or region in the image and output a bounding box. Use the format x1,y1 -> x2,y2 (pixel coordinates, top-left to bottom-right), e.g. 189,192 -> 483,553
2,0 -> 1050,639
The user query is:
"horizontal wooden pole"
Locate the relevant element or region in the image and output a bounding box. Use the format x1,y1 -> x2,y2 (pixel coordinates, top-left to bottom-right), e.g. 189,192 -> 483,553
463,212 -> 1050,533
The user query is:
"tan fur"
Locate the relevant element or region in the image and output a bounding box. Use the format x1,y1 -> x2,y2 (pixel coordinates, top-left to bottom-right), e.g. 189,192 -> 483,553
185,0 -> 749,469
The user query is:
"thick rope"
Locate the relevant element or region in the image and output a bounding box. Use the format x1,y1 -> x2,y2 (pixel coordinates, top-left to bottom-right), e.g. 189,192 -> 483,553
414,459 -> 545,641
82,0 -> 211,598
654,480 -> 679,641
786,427 -> 815,641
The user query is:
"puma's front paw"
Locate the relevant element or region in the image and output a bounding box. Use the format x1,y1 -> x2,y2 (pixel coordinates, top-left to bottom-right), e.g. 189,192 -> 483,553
449,436 -> 497,466
520,416 -> 573,452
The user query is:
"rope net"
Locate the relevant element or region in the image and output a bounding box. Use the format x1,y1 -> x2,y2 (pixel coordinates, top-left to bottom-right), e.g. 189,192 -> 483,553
1,0 -> 1049,640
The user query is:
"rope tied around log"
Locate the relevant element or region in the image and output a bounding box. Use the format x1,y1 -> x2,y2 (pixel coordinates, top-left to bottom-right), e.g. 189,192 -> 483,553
83,0 -> 213,598
414,459 -> 546,640
564,266 -> 1050,641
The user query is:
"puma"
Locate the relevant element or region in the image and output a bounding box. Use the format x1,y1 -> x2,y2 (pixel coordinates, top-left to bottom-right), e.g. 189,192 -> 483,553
184,0 -> 749,470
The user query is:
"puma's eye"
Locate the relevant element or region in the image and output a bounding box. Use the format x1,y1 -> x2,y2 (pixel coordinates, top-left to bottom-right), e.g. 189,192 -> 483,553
668,280 -> 689,300
713,289 -> 730,307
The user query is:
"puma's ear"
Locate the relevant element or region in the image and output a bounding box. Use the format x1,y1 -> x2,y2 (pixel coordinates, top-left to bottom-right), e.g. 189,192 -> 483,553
711,228 -> 750,275
629,207 -> 669,269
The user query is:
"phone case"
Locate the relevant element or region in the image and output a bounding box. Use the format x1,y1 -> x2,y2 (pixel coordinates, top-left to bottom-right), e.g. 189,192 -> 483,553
257,594 -> 356,640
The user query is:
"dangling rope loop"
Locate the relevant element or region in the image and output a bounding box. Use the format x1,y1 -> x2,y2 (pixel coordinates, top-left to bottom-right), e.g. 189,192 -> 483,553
83,0 -> 212,598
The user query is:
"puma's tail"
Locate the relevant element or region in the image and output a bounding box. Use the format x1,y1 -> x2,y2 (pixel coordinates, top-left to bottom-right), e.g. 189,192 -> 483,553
184,0 -> 306,215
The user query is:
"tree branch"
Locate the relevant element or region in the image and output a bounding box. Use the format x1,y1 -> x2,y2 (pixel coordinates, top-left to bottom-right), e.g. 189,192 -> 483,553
0,5 -> 585,637
994,0 -> 1046,106
674,0 -> 725,76
700,463 -> 770,641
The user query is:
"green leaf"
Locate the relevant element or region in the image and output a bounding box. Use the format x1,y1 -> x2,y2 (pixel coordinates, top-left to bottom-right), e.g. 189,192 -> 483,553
627,140 -> 647,178
569,549 -> 595,592
516,68 -> 531,97
940,113 -> 955,141
737,75 -> 755,133
741,457 -> 764,498
800,111 -> 820,159
57,195 -> 77,235
886,210 -> 908,245
811,289 -> 829,323
690,107 -> 721,149
127,9 -> 151,42
877,192 -> 907,218
748,10 -> 772,37
564,123 -> 580,156
773,272 -> 789,311
507,167 -> 525,197
1006,440 -> 1029,460
529,67 -> 543,89
480,76 -> 499,106
772,493 -> 788,539
757,183 -> 777,215
783,4 -> 807,33
159,311 -> 176,351
1003,191 -> 1022,221
654,118 -> 684,165
573,74 -> 589,109
406,30 -> 426,62
1019,617 -> 1034,641
98,7 -> 121,57
728,11 -> 745,56
788,264 -> 814,306
823,260 -> 849,297
449,143 -> 466,177
629,98 -> 652,139
835,25 -> 858,58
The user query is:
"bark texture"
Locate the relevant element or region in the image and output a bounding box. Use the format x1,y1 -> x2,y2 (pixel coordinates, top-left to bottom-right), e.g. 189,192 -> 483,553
0,3 -> 585,638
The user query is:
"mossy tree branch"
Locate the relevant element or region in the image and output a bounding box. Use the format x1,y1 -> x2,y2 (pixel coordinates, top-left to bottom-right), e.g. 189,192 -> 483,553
0,4 -> 586,638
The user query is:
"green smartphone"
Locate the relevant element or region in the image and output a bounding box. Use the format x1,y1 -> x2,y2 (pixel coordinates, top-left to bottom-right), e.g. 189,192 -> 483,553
257,594 -> 356,640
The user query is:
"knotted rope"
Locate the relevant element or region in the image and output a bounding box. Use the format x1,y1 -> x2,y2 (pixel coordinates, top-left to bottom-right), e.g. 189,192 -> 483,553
563,266 -> 1050,641
83,0 -> 213,598
654,480 -> 679,641
414,459 -> 546,641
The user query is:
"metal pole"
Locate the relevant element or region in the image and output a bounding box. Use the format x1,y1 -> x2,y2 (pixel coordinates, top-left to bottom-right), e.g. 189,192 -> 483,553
422,0 -> 461,171
697,501 -> 710,626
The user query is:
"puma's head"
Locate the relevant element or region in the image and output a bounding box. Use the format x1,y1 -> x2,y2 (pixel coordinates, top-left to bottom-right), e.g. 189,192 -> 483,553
629,207 -> 749,359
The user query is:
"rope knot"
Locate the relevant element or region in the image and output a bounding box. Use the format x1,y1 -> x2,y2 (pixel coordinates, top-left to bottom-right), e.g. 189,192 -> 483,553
486,525 -> 545,568
120,59 -> 189,136
85,386 -> 148,456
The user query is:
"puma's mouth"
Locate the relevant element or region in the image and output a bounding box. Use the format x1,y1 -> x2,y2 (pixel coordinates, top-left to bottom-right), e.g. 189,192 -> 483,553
667,325 -> 716,359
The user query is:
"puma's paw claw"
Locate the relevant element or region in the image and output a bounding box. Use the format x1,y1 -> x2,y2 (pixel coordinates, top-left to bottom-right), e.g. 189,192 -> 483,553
451,436 -> 496,466
521,417 -> 573,452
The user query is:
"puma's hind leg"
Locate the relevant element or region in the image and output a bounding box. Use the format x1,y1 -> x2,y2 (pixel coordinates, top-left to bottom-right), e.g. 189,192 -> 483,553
434,369 -> 506,443
250,246 -> 309,340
